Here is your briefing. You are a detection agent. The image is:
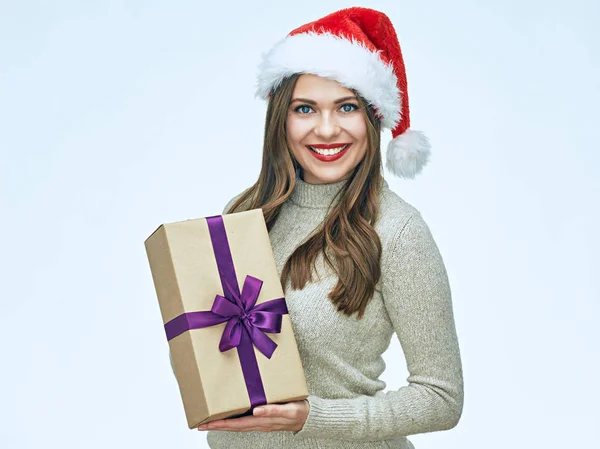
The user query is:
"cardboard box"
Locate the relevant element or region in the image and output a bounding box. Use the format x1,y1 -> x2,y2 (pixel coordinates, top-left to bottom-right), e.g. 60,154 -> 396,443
144,209 -> 308,429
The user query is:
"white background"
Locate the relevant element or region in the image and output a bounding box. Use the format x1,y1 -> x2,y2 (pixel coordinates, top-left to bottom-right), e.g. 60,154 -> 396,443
1,1 -> 598,448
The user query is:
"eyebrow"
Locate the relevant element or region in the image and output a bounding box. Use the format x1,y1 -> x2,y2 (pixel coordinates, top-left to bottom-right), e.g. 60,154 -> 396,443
290,96 -> 357,105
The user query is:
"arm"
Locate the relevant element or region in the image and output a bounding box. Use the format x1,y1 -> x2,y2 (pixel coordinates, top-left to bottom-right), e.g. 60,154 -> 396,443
295,213 -> 464,441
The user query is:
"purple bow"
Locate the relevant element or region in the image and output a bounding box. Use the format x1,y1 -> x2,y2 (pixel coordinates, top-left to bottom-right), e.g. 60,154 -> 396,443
212,274 -> 287,358
165,274 -> 287,359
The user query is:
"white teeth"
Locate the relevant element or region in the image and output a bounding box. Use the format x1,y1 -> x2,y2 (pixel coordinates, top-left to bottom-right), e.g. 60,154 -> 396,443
309,145 -> 348,155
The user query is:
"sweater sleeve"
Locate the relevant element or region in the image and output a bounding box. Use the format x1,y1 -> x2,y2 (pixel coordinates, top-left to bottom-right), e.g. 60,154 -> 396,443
294,212 -> 464,441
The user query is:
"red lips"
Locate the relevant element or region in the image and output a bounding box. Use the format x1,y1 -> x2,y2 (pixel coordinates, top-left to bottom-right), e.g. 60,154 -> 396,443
306,143 -> 351,162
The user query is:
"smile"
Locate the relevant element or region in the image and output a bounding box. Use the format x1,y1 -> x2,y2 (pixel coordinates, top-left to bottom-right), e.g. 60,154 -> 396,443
307,144 -> 349,155
305,144 -> 351,162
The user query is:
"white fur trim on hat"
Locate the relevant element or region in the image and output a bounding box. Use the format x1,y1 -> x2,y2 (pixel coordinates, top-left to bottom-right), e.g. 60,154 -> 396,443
386,129 -> 431,179
256,32 -> 401,130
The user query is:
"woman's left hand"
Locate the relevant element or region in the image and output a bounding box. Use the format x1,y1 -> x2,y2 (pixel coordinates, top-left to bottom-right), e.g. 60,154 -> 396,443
198,400 -> 309,432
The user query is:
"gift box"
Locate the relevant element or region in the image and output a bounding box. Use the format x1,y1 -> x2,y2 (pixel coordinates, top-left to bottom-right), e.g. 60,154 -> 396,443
144,209 -> 309,429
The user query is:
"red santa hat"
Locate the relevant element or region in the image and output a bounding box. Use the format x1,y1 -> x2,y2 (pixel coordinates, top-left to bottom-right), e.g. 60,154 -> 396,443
256,7 -> 431,179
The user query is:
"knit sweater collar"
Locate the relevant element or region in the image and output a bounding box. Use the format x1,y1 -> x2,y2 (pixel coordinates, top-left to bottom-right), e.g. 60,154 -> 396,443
290,177 -> 347,209
289,175 -> 389,209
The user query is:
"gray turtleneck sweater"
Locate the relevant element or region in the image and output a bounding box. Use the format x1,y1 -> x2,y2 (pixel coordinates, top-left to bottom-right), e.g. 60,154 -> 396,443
203,177 -> 463,449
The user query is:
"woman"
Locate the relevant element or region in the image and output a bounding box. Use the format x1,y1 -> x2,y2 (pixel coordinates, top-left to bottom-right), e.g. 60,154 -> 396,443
199,7 -> 464,448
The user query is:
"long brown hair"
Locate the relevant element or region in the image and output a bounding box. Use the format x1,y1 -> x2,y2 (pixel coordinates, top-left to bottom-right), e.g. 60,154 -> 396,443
228,74 -> 383,318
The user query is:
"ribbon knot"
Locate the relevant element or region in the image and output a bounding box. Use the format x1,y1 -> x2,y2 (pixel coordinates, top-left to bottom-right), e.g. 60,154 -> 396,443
210,274 -> 288,358
162,274 -> 288,360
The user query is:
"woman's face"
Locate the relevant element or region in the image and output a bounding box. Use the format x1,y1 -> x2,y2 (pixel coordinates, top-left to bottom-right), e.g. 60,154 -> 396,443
286,74 -> 368,185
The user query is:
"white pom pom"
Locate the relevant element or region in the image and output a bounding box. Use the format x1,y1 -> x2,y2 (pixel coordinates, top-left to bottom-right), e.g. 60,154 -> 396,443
385,129 -> 431,179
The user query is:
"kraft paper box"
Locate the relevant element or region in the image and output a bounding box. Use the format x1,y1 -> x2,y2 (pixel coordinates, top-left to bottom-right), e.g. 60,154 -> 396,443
144,209 -> 309,429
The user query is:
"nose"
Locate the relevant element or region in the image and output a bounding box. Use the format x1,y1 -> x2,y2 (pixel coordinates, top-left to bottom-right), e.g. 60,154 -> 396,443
314,112 -> 341,139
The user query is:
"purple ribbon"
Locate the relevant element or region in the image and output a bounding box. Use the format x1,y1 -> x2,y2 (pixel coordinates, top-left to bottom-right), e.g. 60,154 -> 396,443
164,215 -> 288,408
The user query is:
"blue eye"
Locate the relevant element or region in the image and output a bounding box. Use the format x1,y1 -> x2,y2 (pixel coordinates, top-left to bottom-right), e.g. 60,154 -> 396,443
340,103 -> 358,113
295,105 -> 313,114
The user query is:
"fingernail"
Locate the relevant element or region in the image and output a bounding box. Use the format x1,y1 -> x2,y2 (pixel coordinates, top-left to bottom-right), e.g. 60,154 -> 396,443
254,408 -> 265,415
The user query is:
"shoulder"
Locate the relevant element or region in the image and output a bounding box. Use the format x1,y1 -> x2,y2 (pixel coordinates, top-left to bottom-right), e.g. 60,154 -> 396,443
222,187 -> 252,214
376,183 -> 422,241
377,184 -> 442,267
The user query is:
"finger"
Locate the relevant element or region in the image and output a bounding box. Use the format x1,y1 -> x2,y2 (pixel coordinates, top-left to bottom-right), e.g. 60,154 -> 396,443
253,405 -> 280,418
205,415 -> 286,431
254,403 -> 302,420
207,416 -> 258,430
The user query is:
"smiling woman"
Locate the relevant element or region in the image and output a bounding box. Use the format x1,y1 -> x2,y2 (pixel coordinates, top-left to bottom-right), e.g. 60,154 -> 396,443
205,6 -> 463,449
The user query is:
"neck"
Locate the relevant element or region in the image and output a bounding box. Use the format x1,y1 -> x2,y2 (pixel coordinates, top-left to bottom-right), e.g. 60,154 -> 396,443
289,168 -> 389,209
300,170 -> 351,186
290,175 -> 348,209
